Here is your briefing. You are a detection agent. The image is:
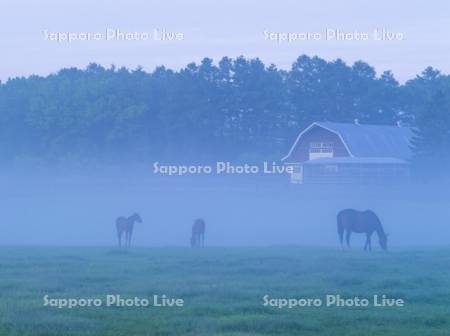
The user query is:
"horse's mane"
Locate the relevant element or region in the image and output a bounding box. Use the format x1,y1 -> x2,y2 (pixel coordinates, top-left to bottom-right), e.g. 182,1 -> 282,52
364,210 -> 385,235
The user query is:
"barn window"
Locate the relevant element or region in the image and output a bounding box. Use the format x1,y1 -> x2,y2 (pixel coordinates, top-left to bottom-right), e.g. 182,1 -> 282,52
309,142 -> 334,160
309,142 -> 333,153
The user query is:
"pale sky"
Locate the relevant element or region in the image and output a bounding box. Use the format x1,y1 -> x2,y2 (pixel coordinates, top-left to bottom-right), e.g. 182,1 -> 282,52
1,0 -> 449,82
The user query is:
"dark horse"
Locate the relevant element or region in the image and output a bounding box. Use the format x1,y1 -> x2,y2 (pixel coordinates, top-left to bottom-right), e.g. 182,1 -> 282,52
337,209 -> 388,251
116,213 -> 142,248
191,218 -> 205,248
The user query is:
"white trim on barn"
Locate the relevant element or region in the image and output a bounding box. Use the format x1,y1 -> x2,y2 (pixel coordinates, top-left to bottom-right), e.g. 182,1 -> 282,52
281,121 -> 414,184
281,122 -> 354,162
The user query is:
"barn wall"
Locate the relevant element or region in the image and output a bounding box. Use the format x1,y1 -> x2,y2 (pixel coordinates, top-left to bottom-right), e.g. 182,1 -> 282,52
303,163 -> 410,184
288,126 -> 350,162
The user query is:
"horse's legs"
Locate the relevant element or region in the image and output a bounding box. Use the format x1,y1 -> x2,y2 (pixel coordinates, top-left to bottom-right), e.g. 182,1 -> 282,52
128,226 -> 134,248
117,230 -> 122,248
126,231 -> 132,248
364,233 -> 373,252
345,230 -> 351,248
337,221 -> 344,249
201,233 -> 204,248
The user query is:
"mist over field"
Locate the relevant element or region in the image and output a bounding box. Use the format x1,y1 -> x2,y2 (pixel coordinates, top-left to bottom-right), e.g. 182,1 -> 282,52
1,59 -> 449,250
2,166 -> 449,248
3,1 -> 450,335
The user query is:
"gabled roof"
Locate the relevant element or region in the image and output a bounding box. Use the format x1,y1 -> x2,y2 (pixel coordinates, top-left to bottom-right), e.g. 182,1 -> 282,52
282,121 -> 413,162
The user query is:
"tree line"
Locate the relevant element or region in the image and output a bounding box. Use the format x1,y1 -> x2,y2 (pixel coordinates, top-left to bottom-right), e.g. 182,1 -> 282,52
0,55 -> 449,173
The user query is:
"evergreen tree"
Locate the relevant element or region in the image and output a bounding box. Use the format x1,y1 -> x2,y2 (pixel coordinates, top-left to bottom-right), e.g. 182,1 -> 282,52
411,90 -> 450,177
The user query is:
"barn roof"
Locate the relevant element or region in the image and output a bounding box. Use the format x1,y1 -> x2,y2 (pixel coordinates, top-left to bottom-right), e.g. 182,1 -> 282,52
282,121 -> 414,162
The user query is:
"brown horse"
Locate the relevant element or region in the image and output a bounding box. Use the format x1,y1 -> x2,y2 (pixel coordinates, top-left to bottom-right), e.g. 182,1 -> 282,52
337,209 -> 388,251
191,218 -> 205,248
116,213 -> 142,248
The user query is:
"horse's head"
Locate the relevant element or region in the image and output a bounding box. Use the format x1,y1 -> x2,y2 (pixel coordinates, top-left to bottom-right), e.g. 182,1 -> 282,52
132,213 -> 143,223
379,233 -> 388,251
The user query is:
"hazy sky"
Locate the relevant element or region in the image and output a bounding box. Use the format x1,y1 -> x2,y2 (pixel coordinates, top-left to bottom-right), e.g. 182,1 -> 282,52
1,0 -> 449,82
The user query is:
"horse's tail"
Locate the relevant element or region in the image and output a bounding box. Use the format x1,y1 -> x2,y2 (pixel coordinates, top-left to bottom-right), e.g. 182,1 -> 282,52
337,212 -> 345,248
115,217 -> 124,248
115,217 -> 124,230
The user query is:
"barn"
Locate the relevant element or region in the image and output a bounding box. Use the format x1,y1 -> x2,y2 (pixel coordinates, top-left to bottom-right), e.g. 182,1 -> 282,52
281,121 -> 413,184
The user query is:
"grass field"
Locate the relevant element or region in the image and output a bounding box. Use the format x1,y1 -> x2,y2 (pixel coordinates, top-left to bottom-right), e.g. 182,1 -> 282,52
0,246 -> 449,336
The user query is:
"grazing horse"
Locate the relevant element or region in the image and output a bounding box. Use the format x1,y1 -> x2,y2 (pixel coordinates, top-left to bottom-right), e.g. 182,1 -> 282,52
337,209 -> 388,251
191,218 -> 205,248
116,213 -> 142,248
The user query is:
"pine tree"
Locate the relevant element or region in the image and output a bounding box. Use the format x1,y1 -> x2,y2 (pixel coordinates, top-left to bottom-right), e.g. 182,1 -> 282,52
411,90 -> 450,178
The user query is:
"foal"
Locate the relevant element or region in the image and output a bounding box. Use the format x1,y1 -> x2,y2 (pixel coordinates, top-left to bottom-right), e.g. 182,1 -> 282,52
116,213 -> 142,248
191,218 -> 205,248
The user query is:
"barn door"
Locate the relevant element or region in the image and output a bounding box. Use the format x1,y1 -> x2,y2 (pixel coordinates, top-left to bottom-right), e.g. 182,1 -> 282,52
290,165 -> 303,184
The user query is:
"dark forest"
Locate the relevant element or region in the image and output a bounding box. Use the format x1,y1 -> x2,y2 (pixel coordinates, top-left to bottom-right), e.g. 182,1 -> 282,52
1,55 -> 449,174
